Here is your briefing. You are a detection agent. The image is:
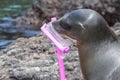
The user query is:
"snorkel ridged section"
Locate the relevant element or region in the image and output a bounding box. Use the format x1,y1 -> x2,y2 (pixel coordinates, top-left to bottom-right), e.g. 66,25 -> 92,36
41,18 -> 71,53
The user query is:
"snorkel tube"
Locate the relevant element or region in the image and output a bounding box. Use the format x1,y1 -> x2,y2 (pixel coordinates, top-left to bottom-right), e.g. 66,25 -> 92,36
41,17 -> 71,80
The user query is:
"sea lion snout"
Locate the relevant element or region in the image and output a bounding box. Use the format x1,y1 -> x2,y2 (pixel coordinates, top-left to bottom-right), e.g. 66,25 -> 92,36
52,11 -> 85,40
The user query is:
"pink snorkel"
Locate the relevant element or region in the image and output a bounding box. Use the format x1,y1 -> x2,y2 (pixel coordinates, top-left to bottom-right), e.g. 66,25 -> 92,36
41,17 -> 71,80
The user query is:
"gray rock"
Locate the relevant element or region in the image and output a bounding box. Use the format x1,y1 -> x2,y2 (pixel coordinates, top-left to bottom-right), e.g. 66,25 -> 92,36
111,22 -> 120,36
0,33 -> 83,80
15,0 -> 120,28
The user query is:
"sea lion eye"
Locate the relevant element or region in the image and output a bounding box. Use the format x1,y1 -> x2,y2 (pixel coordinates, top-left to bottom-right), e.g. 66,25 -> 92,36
59,21 -> 71,30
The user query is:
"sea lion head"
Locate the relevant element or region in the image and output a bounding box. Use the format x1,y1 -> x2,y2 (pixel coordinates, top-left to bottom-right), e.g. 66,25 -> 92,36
52,9 -> 116,42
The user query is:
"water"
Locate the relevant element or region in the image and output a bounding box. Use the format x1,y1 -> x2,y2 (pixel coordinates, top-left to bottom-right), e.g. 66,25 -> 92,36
0,0 -> 33,21
0,0 -> 39,50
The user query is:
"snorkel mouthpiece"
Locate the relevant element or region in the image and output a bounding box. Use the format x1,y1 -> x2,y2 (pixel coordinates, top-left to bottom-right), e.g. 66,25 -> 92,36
41,17 -> 71,53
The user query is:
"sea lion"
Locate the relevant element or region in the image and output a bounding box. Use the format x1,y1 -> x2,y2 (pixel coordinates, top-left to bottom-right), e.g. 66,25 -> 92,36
52,9 -> 120,80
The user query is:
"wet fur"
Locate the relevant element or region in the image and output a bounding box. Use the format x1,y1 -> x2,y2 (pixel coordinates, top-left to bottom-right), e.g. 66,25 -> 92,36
53,9 -> 120,80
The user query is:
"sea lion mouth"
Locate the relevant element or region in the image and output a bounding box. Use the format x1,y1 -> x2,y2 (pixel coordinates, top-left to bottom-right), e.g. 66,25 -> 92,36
52,21 -> 67,34
51,21 -> 80,40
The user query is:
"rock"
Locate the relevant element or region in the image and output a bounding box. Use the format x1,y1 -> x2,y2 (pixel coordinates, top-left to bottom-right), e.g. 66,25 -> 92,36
111,22 -> 120,36
0,33 -> 83,80
14,0 -> 83,29
113,22 -> 120,28
15,0 -> 120,28
83,0 -> 120,26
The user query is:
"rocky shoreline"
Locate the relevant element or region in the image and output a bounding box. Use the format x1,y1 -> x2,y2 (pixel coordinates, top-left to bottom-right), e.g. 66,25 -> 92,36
15,0 -> 120,27
0,33 -> 84,80
0,24 -> 120,80
0,0 -> 120,80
